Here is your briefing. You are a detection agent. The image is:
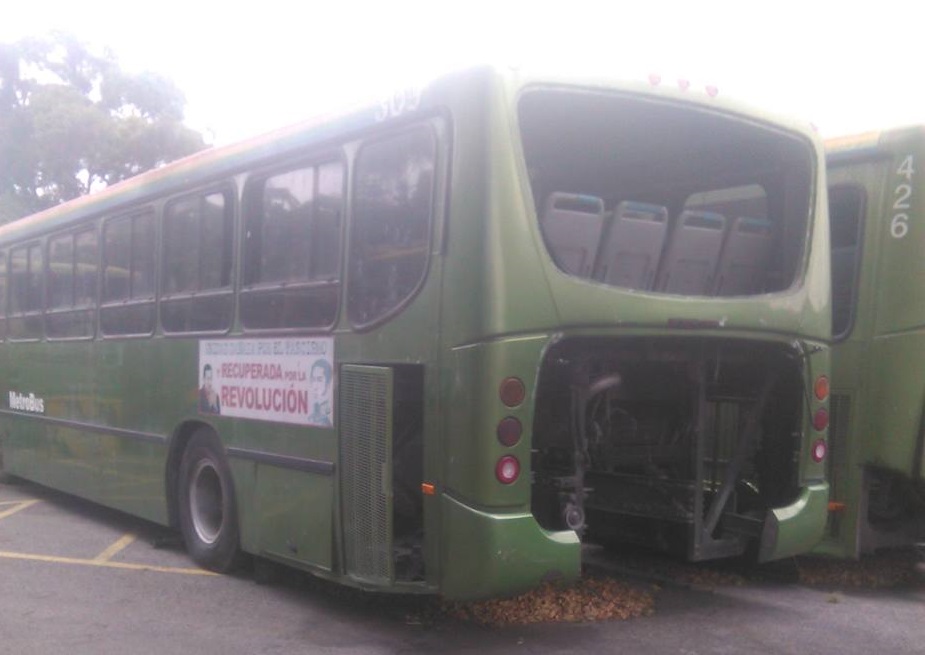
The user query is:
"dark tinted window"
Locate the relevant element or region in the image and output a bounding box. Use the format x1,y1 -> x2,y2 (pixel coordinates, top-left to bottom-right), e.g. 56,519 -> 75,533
829,185 -> 865,338
348,127 -> 436,326
46,228 -> 97,339
242,160 -> 343,329
101,209 -> 156,336
0,251 -> 6,340
8,243 -> 43,339
162,190 -> 234,333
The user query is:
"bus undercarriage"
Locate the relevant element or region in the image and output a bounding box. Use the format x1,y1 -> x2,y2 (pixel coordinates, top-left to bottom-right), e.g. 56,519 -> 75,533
531,336 -> 805,561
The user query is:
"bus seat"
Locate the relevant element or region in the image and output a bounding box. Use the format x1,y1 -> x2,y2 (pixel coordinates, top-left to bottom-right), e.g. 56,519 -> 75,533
714,217 -> 774,296
655,210 -> 727,295
593,201 -> 668,290
541,192 -> 605,278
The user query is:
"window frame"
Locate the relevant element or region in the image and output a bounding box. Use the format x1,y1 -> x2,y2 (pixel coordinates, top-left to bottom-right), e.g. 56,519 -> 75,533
346,121 -> 441,331
100,206 -> 158,338
44,225 -> 99,341
828,183 -> 867,342
0,249 -> 6,342
7,240 -> 45,342
239,152 -> 347,334
160,183 -> 237,336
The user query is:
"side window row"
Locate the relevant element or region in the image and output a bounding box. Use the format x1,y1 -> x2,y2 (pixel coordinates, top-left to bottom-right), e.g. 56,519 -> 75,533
0,124 -> 438,341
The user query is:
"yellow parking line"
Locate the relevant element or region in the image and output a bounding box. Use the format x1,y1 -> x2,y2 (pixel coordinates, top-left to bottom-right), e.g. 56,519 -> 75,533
0,499 -> 40,521
0,550 -> 217,576
94,533 -> 137,562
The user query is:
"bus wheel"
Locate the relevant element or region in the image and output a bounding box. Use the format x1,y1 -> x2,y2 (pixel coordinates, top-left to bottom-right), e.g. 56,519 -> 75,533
178,429 -> 242,572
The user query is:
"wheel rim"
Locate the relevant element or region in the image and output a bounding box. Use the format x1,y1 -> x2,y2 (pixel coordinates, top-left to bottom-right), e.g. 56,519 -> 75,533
189,459 -> 224,545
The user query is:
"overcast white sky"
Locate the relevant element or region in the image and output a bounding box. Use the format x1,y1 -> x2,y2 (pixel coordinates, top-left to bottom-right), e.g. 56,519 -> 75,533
3,1 -> 923,146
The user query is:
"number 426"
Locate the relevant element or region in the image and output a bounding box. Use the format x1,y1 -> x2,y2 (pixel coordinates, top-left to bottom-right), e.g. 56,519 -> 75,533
891,155 -> 914,239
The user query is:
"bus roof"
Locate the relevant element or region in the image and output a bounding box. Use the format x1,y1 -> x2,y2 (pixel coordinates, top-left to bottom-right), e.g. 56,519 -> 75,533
0,65 -> 820,245
826,124 -> 925,157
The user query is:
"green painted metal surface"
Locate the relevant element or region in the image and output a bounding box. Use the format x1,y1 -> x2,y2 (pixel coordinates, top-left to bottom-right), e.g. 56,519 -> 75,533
0,66 -> 832,597
761,482 -> 829,561
440,493 -> 580,600
822,126 -> 925,557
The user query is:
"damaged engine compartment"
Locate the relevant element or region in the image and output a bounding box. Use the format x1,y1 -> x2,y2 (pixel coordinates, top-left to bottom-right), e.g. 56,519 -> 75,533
531,336 -> 806,561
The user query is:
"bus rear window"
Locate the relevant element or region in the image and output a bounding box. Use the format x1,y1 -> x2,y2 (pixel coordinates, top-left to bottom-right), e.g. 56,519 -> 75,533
519,89 -> 814,297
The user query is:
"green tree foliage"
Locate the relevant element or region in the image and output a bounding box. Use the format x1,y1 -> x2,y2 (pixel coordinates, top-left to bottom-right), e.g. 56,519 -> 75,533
0,32 -> 207,223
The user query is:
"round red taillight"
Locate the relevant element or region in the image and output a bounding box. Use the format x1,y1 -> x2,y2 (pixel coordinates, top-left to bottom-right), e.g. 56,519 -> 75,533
497,417 -> 522,447
814,376 -> 830,401
811,439 -> 827,463
495,456 -> 520,484
499,377 -> 526,408
813,407 -> 829,432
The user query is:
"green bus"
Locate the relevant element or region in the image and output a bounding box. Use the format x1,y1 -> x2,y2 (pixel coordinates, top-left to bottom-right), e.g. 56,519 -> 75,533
0,67 -> 830,600
820,127 -> 925,557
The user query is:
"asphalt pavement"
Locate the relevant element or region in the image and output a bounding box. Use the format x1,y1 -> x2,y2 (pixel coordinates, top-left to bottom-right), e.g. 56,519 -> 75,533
0,478 -> 921,654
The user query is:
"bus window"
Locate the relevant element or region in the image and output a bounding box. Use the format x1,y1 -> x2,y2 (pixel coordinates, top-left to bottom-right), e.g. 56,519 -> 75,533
0,250 -> 6,340
684,184 -> 774,296
518,90 -> 813,296
242,161 -> 343,330
829,185 -> 865,338
348,126 -> 436,327
101,209 -> 156,336
162,190 -> 234,333
46,228 -> 97,339
8,243 -> 43,340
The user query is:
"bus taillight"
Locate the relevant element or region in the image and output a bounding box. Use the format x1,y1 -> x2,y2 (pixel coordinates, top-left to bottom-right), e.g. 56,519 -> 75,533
499,377 -> 525,407
495,456 -> 520,484
497,417 -> 522,447
811,439 -> 827,463
813,407 -> 829,432
814,376 -> 830,401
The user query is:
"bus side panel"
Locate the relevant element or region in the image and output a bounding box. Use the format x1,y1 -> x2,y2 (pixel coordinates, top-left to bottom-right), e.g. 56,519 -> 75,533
225,408 -> 339,571
866,333 -> 925,473
2,341 -> 107,505
1,414 -> 47,486
254,466 -> 333,570
823,140 -> 925,555
819,158 -> 887,556
869,143 -> 925,476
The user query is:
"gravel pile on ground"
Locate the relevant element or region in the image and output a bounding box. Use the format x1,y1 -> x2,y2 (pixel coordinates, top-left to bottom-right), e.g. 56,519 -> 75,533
442,576 -> 655,626
795,549 -> 924,588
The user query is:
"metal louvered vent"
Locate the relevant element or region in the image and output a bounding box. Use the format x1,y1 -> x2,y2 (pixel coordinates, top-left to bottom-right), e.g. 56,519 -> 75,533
340,365 -> 394,583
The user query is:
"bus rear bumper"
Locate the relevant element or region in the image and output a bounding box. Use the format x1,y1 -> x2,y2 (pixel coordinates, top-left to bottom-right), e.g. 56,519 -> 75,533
439,493 -> 580,600
758,482 -> 829,562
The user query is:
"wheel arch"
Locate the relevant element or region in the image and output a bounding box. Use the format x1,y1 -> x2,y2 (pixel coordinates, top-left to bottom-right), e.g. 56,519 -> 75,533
165,419 -> 220,530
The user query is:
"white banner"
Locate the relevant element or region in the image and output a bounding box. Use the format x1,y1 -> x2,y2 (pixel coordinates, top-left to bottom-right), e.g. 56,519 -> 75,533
198,338 -> 334,427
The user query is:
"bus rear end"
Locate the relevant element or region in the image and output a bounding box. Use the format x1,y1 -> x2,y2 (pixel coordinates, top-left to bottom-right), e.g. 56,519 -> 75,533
438,75 -> 830,598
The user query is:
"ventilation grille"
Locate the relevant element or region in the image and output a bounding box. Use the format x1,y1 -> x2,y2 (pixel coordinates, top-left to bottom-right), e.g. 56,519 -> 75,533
340,365 -> 394,583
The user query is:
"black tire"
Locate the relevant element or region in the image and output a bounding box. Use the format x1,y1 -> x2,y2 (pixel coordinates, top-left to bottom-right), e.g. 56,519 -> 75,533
178,429 -> 242,572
